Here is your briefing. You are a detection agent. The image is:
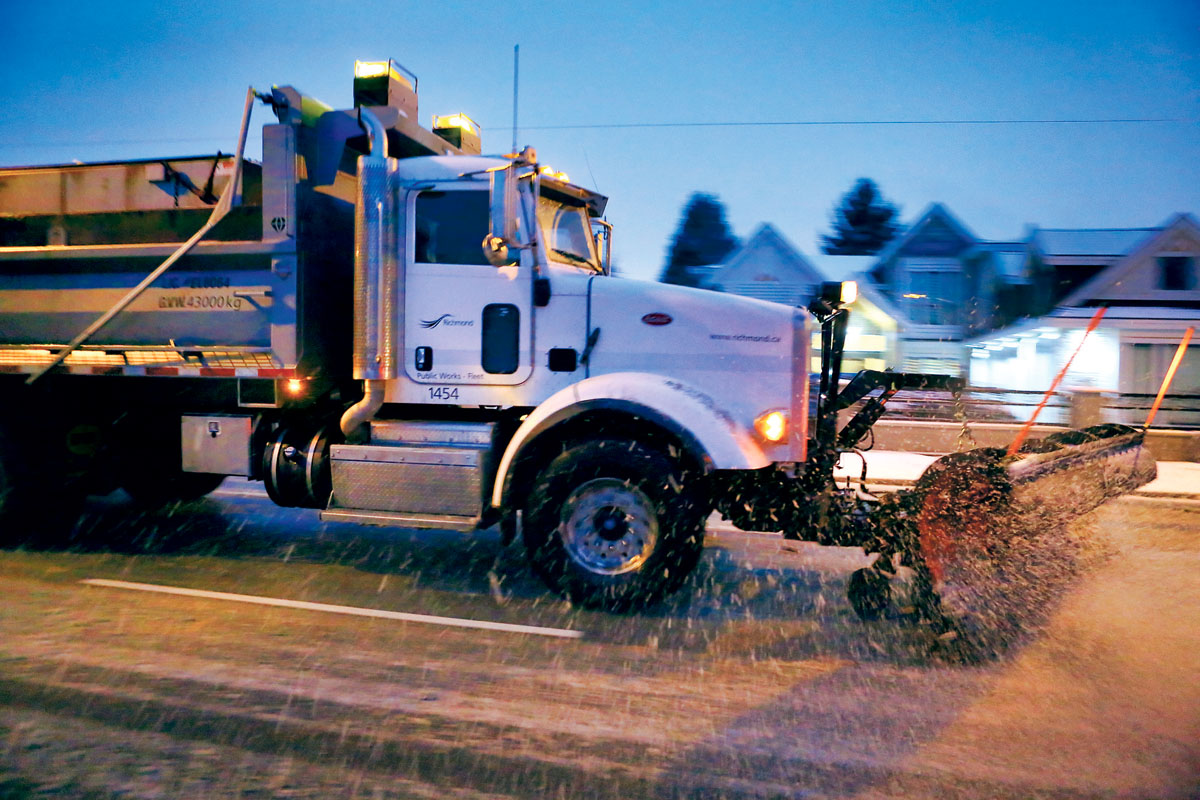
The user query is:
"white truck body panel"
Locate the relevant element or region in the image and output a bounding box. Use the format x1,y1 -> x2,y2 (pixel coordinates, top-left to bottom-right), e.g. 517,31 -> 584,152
584,277 -> 806,464
491,370 -> 773,508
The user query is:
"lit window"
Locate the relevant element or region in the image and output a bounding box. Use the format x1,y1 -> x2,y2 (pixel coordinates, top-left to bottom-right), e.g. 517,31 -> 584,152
905,270 -> 963,325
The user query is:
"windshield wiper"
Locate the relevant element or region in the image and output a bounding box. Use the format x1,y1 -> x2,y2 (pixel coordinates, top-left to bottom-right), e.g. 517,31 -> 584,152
551,248 -> 599,270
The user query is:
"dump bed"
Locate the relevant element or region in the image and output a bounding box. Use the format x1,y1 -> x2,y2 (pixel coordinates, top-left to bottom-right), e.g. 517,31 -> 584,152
0,128 -> 355,381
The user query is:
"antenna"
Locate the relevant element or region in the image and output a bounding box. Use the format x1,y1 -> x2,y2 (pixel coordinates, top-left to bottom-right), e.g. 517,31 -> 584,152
512,44 -> 519,153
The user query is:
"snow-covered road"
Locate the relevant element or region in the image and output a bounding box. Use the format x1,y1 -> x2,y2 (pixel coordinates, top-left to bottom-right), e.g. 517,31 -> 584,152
834,449 -> 1200,497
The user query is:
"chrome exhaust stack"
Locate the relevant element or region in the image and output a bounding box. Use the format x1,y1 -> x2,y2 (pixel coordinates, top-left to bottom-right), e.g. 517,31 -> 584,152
342,106 -> 401,440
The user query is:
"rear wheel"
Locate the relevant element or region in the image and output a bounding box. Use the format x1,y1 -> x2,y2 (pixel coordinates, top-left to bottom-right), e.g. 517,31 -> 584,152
115,416 -> 226,508
0,427 -> 35,546
122,470 -> 226,508
523,440 -> 706,610
0,425 -> 83,547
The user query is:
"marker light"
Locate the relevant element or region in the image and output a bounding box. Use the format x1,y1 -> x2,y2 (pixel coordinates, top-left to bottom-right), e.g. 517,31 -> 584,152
433,113 -> 477,135
354,61 -> 391,79
285,378 -> 304,396
538,165 -> 570,183
353,58 -> 417,112
432,112 -> 482,154
754,410 -> 788,443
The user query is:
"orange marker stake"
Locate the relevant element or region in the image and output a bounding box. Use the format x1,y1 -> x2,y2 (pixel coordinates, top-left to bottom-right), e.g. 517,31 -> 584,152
1144,326 -> 1194,430
1007,306 -> 1107,457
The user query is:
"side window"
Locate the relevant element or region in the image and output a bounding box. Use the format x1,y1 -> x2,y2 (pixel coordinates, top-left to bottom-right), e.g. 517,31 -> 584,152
1159,256 -> 1196,291
414,190 -> 490,265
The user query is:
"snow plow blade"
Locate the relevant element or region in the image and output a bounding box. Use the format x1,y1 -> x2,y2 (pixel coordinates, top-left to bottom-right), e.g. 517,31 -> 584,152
908,424 -> 1156,639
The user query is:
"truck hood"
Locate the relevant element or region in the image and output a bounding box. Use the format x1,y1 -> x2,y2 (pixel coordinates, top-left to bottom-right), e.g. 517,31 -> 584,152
585,277 -> 806,458
586,277 -> 799,367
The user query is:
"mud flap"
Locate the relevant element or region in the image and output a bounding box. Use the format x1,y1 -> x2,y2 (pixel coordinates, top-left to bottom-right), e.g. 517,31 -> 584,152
908,425 -> 1156,644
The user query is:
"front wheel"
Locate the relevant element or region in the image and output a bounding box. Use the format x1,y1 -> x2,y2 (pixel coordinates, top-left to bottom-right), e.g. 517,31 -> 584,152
847,567 -> 892,621
523,440 -> 706,611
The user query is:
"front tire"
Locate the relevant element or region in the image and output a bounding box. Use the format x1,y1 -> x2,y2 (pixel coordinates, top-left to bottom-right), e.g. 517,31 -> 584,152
847,567 -> 892,621
523,440 -> 706,610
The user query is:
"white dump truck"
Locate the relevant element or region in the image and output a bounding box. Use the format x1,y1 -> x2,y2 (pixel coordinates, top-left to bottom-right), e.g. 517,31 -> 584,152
0,60 -> 1154,625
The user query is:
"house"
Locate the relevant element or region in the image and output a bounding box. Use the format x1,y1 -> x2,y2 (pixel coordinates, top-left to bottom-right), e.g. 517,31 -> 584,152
705,223 -> 824,307
977,239 -> 1055,324
1030,226 -> 1161,303
866,204 -> 1008,374
967,214 -> 1200,424
700,224 -> 907,372
807,253 -> 905,374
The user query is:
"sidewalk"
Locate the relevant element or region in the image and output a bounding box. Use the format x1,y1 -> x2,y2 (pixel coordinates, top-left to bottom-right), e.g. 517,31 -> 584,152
832,451 -> 1200,500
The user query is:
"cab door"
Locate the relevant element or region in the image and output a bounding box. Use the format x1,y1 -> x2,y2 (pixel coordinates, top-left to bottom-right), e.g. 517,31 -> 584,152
403,186 -> 533,387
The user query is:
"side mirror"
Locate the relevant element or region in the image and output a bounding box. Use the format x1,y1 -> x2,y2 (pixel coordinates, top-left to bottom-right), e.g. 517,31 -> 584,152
591,219 -> 612,275
484,164 -> 519,266
482,234 -> 510,267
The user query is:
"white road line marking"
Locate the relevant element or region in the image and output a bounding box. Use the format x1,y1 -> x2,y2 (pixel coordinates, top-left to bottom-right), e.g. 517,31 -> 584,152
81,579 -> 584,639
1122,494 -> 1200,507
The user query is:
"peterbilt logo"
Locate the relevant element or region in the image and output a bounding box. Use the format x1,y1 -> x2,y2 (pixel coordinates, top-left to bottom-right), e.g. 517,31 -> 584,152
420,314 -> 475,329
641,312 -> 673,326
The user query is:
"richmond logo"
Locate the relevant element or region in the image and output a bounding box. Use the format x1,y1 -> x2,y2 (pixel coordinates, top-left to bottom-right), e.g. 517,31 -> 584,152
420,314 -> 475,329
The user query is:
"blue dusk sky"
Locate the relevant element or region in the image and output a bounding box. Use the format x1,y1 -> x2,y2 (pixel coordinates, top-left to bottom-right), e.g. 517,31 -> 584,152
2,0 -> 1197,281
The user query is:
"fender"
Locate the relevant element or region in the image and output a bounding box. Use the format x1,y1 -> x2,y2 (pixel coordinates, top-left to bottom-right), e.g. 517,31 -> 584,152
491,371 -> 770,507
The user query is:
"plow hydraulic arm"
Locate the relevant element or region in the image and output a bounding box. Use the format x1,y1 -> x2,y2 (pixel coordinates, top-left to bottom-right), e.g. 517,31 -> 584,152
835,370 -> 964,451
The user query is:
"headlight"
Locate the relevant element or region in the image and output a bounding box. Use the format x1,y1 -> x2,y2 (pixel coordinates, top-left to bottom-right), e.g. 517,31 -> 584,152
754,410 -> 788,443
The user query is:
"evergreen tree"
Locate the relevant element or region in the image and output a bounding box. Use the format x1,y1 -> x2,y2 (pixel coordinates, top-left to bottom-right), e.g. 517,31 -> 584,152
659,193 -> 738,287
820,179 -> 901,255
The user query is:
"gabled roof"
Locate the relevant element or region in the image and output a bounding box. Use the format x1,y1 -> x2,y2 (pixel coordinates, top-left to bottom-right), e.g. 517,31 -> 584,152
1032,227 -> 1159,258
977,241 -> 1027,254
1059,214 -> 1200,306
712,223 -> 824,287
806,253 -> 877,283
873,203 -> 979,263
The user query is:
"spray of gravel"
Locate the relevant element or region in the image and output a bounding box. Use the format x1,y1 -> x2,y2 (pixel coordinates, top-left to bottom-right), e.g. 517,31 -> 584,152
909,431 -> 1153,660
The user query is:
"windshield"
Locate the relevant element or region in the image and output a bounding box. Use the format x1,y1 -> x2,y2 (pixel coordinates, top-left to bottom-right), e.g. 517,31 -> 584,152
536,196 -> 599,271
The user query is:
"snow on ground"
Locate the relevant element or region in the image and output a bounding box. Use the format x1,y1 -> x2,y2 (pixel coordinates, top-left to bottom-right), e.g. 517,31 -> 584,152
832,450 -> 938,483
833,450 -> 1198,498
1139,460 -> 1200,496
